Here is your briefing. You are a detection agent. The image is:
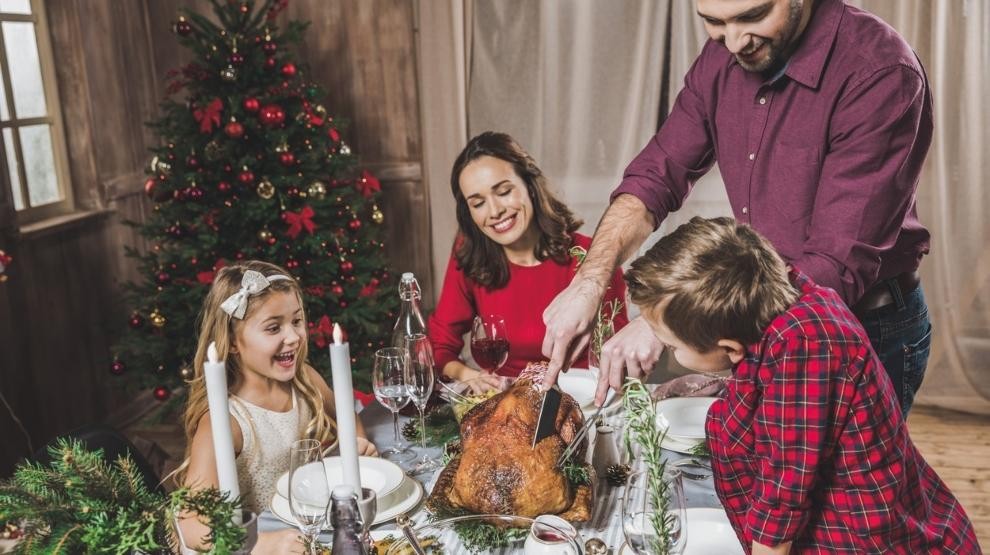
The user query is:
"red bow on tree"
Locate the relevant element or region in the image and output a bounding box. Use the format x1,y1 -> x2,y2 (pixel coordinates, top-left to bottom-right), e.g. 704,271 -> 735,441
193,98 -> 223,133
309,315 -> 334,349
284,206 -> 317,239
355,170 -> 381,198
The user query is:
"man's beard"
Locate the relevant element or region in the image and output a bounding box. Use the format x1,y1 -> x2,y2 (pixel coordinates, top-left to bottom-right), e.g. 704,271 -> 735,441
736,0 -> 804,74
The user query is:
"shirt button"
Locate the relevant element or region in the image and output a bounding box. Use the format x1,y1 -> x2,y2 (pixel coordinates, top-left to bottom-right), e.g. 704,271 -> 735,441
748,153 -> 755,161
742,206 -> 749,214
759,97 -> 767,105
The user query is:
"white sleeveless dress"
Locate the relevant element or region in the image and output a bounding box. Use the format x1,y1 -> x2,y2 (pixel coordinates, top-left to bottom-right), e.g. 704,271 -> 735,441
229,388 -> 311,513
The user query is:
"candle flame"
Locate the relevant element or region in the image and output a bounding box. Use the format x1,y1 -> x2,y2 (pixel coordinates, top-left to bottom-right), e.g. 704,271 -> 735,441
207,341 -> 219,363
332,322 -> 344,345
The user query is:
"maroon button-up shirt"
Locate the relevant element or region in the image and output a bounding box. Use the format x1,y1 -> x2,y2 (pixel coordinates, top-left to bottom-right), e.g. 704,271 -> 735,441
706,270 -> 977,552
612,0 -> 932,305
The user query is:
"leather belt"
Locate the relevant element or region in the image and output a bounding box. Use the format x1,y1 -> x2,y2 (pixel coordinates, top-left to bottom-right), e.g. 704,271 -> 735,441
853,270 -> 921,313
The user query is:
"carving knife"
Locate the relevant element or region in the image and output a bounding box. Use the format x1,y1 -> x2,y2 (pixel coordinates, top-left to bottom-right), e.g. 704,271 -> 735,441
532,386 -> 562,448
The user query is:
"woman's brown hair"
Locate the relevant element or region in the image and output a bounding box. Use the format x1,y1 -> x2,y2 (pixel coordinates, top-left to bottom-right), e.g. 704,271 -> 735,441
450,131 -> 582,288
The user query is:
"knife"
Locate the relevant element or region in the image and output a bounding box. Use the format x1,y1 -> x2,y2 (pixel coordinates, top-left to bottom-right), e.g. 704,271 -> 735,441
555,403 -> 605,468
532,386 -> 562,448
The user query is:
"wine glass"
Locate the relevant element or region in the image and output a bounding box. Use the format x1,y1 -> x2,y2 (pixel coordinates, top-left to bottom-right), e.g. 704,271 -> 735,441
373,347 -> 416,463
288,439 -> 331,554
470,314 -> 509,374
404,333 -> 443,474
621,468 -> 687,554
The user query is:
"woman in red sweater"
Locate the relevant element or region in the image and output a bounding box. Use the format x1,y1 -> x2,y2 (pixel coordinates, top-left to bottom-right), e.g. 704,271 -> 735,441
428,132 -> 628,392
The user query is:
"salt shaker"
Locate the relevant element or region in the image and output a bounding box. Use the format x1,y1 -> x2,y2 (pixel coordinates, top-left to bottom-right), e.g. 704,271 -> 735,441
592,424 -> 620,477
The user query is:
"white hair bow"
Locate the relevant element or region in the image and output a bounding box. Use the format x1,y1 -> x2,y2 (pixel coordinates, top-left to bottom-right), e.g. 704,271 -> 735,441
220,270 -> 291,319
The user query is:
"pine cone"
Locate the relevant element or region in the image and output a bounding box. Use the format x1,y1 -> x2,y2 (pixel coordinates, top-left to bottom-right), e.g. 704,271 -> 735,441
401,419 -> 421,442
605,463 -> 631,486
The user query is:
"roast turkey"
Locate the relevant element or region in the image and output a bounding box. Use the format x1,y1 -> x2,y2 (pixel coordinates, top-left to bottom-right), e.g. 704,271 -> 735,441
426,363 -> 594,521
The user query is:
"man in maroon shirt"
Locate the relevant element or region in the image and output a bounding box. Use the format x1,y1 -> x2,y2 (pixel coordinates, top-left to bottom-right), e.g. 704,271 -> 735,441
541,0 -> 933,415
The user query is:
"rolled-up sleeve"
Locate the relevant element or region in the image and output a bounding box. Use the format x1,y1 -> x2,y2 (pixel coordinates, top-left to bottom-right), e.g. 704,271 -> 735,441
747,336 -> 828,545
611,43 -> 718,228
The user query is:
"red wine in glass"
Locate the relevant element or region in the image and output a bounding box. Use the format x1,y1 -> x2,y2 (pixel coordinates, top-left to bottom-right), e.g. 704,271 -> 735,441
470,315 -> 509,374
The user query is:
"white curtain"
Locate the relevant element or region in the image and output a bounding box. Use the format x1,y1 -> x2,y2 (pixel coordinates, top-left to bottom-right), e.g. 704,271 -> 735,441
417,1 -> 990,413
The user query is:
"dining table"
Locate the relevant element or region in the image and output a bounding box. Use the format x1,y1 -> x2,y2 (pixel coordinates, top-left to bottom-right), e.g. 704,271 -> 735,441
258,391 -> 726,553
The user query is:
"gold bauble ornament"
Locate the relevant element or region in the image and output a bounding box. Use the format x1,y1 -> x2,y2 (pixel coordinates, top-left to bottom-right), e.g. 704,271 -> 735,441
339,143 -> 351,156
204,140 -> 222,160
314,104 -> 327,115
257,179 -> 275,199
258,228 -> 273,241
371,207 -> 384,224
220,65 -> 237,81
274,142 -> 289,153
180,367 -> 194,380
150,310 -> 167,328
308,181 -> 327,199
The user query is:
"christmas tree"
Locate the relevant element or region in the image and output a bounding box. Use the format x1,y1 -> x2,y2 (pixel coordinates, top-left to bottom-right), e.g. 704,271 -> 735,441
114,0 -> 397,399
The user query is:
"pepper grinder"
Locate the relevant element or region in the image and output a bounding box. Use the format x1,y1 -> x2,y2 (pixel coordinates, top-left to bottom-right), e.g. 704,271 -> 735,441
592,423 -> 621,477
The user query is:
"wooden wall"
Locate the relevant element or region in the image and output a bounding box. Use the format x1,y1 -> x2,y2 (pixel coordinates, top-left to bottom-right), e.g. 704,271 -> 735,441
0,0 -> 430,476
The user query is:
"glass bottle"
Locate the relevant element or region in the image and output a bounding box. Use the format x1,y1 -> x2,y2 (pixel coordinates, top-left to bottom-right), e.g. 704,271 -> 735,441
329,485 -> 368,555
391,272 -> 427,349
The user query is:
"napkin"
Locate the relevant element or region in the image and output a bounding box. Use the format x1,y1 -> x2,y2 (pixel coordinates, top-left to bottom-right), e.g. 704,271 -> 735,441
652,374 -> 727,401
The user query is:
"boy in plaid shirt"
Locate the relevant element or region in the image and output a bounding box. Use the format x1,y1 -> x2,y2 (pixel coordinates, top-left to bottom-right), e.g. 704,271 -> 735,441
625,217 -> 978,554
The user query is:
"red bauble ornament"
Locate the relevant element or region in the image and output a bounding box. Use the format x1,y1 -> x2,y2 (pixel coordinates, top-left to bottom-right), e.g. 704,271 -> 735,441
238,170 -> 255,184
279,152 -> 295,166
285,259 -> 300,269
339,260 -> 354,274
128,313 -> 144,329
224,120 -> 245,138
266,236 -> 277,245
156,271 -> 171,285
242,97 -> 260,112
309,114 -> 324,127
264,56 -> 277,70
348,219 -> 362,232
286,186 -> 300,197
258,104 -> 285,127
263,41 -> 278,55
229,52 -> 244,65
339,300 -> 349,308
153,386 -> 170,401
144,177 -> 158,198
187,186 -> 204,201
173,18 -> 191,36
281,62 -> 297,77
331,284 -> 345,296
217,180 -> 232,193
110,359 -> 126,375
186,156 -> 199,168
173,188 -> 188,202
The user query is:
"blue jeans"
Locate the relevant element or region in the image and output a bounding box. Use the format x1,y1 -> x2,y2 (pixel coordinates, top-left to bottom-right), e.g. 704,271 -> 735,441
856,284 -> 932,416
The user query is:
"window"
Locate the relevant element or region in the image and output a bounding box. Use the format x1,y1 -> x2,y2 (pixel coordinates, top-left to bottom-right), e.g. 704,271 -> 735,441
0,0 -> 71,225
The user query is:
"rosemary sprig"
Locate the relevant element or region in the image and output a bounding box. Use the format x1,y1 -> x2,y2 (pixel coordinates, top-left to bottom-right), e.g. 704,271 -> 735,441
622,378 -> 677,554
452,522 -> 528,553
562,460 -> 591,486
591,298 -> 623,364
689,441 -> 710,458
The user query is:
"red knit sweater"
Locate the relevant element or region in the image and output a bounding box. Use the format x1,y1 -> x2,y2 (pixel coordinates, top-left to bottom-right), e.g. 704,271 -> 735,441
427,233 -> 629,377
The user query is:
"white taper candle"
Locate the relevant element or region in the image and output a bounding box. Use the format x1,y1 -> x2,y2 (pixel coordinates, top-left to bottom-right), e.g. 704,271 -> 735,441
203,341 -> 242,524
329,323 -> 362,491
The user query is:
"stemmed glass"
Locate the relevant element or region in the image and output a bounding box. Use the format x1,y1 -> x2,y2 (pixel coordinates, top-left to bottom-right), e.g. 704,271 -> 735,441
622,468 -> 687,554
404,333 -> 443,474
373,347 -> 416,464
470,314 -> 509,374
288,439 -> 331,554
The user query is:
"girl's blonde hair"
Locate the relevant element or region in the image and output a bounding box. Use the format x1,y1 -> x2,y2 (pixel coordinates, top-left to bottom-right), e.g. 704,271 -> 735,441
172,260 -> 335,485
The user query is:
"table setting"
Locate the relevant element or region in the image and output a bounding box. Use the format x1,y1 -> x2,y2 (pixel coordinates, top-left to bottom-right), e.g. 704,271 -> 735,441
252,337 -> 743,554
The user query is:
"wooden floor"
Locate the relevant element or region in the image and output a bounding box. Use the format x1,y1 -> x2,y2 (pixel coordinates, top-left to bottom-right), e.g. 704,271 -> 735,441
124,404 -> 990,547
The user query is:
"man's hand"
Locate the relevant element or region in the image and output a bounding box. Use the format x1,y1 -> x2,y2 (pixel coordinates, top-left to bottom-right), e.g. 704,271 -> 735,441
541,277 -> 605,390
356,436 -> 378,457
594,316 -> 664,405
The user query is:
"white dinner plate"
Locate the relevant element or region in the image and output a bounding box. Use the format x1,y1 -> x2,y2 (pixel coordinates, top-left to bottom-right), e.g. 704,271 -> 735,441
557,369 -> 619,417
275,456 -> 405,503
270,475 -> 424,529
655,397 -> 717,440
618,507 -> 743,554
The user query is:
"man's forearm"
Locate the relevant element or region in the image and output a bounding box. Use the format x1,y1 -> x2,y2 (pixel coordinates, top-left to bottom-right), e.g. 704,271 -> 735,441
577,194 -> 654,293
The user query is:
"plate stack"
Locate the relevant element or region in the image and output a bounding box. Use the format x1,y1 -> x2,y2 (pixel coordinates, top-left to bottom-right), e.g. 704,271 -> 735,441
269,456 -> 424,529
654,397 -> 718,455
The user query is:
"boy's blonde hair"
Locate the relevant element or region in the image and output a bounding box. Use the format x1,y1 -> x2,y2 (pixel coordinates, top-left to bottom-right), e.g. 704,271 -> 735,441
626,217 -> 798,351
173,260 -> 335,485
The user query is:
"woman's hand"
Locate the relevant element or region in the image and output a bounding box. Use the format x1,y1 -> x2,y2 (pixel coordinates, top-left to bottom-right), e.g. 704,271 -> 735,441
252,529 -> 308,554
357,436 -> 378,457
458,367 -> 504,394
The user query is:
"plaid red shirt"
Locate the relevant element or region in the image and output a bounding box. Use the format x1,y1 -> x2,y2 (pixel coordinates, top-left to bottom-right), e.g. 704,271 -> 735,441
706,271 -> 979,553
